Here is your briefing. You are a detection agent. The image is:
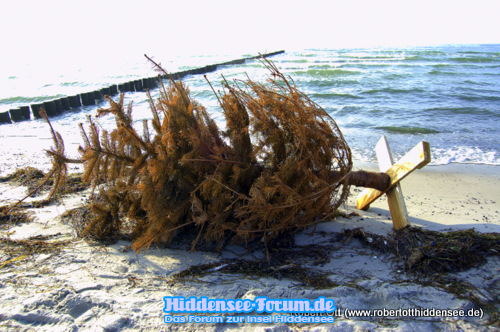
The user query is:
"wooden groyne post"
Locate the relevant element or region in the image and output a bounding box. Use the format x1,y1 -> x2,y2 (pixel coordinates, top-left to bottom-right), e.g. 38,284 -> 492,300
0,51 -> 285,124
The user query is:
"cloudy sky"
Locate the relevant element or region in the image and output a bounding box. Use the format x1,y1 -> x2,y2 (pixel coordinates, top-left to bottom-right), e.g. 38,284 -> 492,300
1,0 -> 499,64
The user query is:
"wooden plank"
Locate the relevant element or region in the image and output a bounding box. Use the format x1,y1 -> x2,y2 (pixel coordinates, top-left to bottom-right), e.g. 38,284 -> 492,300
376,136 -> 395,172
357,141 -> 431,211
375,136 -> 410,230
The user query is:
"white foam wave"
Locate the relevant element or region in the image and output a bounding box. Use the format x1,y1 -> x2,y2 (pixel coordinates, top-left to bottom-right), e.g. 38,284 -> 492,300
350,145 -> 499,167
431,147 -> 499,165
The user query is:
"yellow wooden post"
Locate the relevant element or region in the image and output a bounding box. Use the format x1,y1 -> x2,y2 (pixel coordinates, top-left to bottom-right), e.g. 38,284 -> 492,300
356,139 -> 431,229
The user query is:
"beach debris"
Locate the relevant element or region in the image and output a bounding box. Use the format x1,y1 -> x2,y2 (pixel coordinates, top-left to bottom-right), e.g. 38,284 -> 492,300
174,258 -> 337,289
0,166 -> 45,184
173,243 -> 336,289
36,56 -> 394,252
60,205 -> 128,243
342,226 -> 500,323
343,227 -> 499,275
1,165 -> 88,208
0,167 -> 45,195
172,226 -> 499,322
0,205 -> 33,230
0,233 -> 71,269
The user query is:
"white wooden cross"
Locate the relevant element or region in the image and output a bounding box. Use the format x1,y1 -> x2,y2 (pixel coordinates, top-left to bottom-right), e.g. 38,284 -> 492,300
356,136 -> 431,230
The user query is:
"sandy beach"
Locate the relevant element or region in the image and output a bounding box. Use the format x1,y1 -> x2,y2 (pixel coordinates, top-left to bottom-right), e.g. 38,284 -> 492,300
0,160 -> 498,331
1,0 -> 499,329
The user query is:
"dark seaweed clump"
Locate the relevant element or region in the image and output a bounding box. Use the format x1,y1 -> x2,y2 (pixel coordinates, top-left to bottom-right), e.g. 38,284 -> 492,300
342,227 -> 500,275
174,241 -> 335,289
0,166 -> 88,208
0,234 -> 71,269
0,205 -> 33,230
0,167 -> 45,194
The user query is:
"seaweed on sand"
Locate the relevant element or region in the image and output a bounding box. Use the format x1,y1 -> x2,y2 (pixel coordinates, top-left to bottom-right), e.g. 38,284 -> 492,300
1,168 -> 88,209
173,226 -> 499,323
42,57 -> 355,252
173,258 -> 337,289
173,236 -> 337,289
342,227 -> 500,275
0,205 -> 33,230
173,226 -> 500,283
343,226 -> 500,324
0,234 -> 71,269
0,167 -> 45,188
60,203 -> 130,243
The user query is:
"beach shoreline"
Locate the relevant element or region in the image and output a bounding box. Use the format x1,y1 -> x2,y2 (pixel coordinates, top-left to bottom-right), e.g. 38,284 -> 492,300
0,158 -> 498,331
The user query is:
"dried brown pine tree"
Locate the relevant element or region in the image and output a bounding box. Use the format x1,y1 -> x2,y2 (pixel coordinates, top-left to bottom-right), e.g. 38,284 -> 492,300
41,57 -> 388,251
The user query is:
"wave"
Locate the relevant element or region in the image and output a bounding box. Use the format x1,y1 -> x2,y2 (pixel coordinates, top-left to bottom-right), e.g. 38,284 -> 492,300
59,82 -> 81,87
462,80 -> 492,86
289,59 -> 309,63
457,51 -> 488,55
432,147 -> 499,165
429,70 -> 460,76
361,87 -> 425,95
294,53 -> 316,58
340,63 -> 393,70
342,55 -> 402,61
402,51 -> 447,62
302,80 -> 344,89
403,55 -> 438,62
312,92 -> 363,100
0,95 -> 65,106
375,126 -> 441,134
382,73 -> 406,80
350,146 -> 500,166
424,107 -> 498,116
309,64 -> 334,69
428,67 -> 499,76
432,63 -> 452,68
451,57 -> 500,64
456,95 -> 500,102
190,90 -> 216,99
296,69 -> 361,78
331,106 -> 363,116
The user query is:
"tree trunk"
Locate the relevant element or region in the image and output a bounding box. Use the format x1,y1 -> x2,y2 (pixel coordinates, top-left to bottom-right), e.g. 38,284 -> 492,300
330,170 -> 390,192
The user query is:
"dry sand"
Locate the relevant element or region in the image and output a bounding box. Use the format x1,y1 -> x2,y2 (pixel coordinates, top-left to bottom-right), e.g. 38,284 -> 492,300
0,161 -> 498,331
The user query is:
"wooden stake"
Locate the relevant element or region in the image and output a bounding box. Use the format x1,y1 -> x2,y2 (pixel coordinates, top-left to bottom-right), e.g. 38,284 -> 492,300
356,140 -> 431,218
375,136 -> 410,229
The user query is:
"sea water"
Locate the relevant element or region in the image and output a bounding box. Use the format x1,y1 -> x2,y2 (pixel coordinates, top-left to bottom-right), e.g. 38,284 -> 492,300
0,44 -> 499,174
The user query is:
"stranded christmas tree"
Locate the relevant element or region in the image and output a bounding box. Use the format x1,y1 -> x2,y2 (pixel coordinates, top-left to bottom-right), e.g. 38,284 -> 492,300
41,57 -> 389,251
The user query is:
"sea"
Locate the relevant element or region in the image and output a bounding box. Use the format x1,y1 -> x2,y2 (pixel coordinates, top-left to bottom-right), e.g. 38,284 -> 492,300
1,44 -> 499,175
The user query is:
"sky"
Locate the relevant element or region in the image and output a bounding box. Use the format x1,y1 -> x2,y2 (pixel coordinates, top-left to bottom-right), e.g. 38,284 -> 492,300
1,0 -> 499,67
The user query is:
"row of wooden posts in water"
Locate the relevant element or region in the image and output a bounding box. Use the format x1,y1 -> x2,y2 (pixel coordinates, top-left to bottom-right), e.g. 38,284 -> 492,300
0,51 -> 285,125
